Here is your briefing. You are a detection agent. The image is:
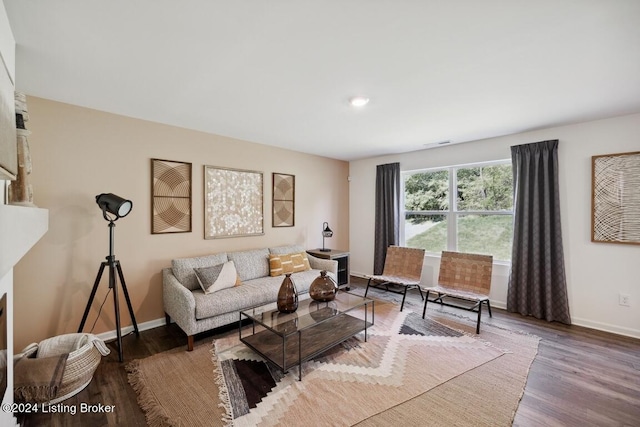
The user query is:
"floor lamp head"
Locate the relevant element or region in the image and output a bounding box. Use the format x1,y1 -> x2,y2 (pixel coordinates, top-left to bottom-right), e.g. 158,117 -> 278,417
96,193 -> 133,222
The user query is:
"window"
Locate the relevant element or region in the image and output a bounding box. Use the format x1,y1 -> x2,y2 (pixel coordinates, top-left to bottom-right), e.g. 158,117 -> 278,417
402,161 -> 514,262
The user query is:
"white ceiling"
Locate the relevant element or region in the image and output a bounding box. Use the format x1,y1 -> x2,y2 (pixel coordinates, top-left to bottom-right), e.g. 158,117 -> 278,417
4,1 -> 640,161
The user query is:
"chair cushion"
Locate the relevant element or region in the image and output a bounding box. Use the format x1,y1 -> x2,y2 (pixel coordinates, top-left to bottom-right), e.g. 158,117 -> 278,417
368,274 -> 421,286
423,285 -> 489,301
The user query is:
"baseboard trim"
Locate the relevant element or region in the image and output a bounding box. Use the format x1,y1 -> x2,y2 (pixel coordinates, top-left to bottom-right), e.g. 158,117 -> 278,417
94,297 -> 640,343
570,316 -> 640,339
95,317 -> 167,342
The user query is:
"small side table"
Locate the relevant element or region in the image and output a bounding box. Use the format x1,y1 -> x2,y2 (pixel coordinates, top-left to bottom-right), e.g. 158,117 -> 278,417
307,249 -> 350,290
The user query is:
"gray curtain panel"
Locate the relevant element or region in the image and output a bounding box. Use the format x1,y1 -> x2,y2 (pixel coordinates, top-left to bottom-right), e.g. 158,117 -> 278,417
374,162 -> 400,275
507,140 -> 571,324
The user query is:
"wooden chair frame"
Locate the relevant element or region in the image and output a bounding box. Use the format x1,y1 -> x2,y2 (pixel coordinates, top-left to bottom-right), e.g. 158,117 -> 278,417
421,251 -> 493,334
365,246 -> 425,311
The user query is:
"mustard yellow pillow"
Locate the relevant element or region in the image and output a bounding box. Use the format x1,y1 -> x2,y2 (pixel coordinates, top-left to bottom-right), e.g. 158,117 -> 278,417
269,252 -> 311,276
289,252 -> 311,272
269,254 -> 287,276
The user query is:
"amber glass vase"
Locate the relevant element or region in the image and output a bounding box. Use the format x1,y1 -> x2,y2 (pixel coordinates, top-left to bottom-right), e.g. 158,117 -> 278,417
309,270 -> 339,302
277,273 -> 298,313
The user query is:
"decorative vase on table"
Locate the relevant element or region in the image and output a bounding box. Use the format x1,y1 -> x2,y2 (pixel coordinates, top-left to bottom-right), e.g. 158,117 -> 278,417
277,273 -> 298,313
309,270 -> 339,302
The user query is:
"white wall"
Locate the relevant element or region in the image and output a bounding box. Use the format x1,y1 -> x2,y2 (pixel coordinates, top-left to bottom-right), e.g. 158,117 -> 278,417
0,1 -> 19,424
349,113 -> 640,338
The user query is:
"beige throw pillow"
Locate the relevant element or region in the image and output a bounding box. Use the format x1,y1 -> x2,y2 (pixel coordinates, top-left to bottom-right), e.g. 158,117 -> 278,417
194,261 -> 239,294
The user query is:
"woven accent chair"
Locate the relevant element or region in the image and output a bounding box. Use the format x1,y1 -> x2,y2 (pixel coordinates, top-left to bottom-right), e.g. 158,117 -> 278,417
365,246 -> 425,311
422,251 -> 493,334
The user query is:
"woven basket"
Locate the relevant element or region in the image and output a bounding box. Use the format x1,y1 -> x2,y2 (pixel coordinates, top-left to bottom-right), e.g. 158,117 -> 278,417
21,333 -> 110,404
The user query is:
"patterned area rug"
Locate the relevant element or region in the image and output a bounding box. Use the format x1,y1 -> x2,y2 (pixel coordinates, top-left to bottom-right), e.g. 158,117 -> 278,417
214,302 -> 504,426
127,300 -> 540,427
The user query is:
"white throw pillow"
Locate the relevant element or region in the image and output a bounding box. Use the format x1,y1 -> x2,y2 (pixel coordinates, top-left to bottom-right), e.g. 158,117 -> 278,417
194,261 -> 238,294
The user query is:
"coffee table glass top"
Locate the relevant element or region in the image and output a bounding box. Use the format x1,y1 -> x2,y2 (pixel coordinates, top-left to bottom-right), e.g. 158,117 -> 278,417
240,292 -> 371,336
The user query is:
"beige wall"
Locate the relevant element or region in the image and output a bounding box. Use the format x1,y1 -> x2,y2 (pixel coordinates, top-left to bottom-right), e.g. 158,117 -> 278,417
13,96 -> 349,351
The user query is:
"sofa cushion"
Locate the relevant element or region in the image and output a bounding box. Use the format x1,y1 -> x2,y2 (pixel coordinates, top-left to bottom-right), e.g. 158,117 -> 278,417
191,268 -> 334,320
172,253 -> 228,291
192,270 -> 324,320
194,261 -> 238,294
269,245 -> 305,255
227,248 -> 270,281
285,269 -> 326,294
269,253 -> 311,276
193,277 -> 281,320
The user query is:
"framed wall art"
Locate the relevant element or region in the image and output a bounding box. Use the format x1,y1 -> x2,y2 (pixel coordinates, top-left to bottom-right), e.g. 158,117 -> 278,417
151,159 -> 192,234
204,165 -> 264,239
591,151 -> 640,245
272,173 -> 295,227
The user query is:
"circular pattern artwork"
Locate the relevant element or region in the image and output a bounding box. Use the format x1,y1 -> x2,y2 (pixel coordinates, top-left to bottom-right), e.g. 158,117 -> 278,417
152,159 -> 192,233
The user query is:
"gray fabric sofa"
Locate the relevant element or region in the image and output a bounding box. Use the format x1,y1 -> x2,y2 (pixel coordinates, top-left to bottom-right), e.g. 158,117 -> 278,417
162,245 -> 338,350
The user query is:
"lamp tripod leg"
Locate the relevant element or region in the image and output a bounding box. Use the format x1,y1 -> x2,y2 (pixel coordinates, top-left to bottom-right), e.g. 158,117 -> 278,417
78,262 -> 107,333
80,214 -> 137,363
116,261 -> 139,336
111,262 -> 124,362
78,259 -> 138,362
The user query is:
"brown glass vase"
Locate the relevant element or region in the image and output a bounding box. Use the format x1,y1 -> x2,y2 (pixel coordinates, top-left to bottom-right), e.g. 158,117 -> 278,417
309,270 -> 339,302
277,273 -> 298,313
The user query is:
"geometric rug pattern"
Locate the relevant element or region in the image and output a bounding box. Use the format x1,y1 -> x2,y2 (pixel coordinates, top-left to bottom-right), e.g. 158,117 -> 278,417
127,300 -> 540,427
214,303 -> 505,426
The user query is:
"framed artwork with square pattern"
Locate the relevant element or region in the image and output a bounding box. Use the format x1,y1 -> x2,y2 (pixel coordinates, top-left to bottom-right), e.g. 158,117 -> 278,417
204,165 -> 264,238
272,173 -> 295,227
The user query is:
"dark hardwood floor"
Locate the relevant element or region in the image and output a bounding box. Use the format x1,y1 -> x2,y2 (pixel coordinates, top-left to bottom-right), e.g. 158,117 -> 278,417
18,277 -> 640,426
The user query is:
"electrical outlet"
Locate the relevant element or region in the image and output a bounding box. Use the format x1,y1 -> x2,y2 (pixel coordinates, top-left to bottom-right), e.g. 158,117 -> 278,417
619,293 -> 630,307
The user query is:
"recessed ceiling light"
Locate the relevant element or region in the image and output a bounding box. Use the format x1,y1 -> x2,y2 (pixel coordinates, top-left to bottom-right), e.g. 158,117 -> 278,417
349,96 -> 369,107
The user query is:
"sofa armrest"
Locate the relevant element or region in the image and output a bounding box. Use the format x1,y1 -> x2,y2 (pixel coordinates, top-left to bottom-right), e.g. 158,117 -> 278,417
162,268 -> 197,335
307,254 -> 338,275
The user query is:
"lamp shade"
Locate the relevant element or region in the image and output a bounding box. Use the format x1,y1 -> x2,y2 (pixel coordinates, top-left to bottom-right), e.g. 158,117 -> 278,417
96,193 -> 133,219
320,222 -> 333,252
322,222 -> 333,237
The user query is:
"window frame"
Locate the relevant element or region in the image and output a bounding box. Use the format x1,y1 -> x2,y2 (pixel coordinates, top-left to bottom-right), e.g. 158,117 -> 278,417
401,159 -> 513,263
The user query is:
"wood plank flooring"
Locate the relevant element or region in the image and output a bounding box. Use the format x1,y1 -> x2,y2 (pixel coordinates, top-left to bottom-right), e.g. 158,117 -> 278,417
18,277 -> 640,426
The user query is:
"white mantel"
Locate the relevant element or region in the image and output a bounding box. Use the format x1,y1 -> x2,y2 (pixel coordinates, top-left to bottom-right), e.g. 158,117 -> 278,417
0,204 -> 48,426
0,205 -> 48,278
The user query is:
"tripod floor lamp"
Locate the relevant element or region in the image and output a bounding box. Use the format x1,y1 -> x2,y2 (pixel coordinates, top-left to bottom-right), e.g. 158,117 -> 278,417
78,193 -> 139,362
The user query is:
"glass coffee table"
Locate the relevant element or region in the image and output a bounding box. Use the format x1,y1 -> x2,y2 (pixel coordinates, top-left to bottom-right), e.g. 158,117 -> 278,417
239,292 -> 374,380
